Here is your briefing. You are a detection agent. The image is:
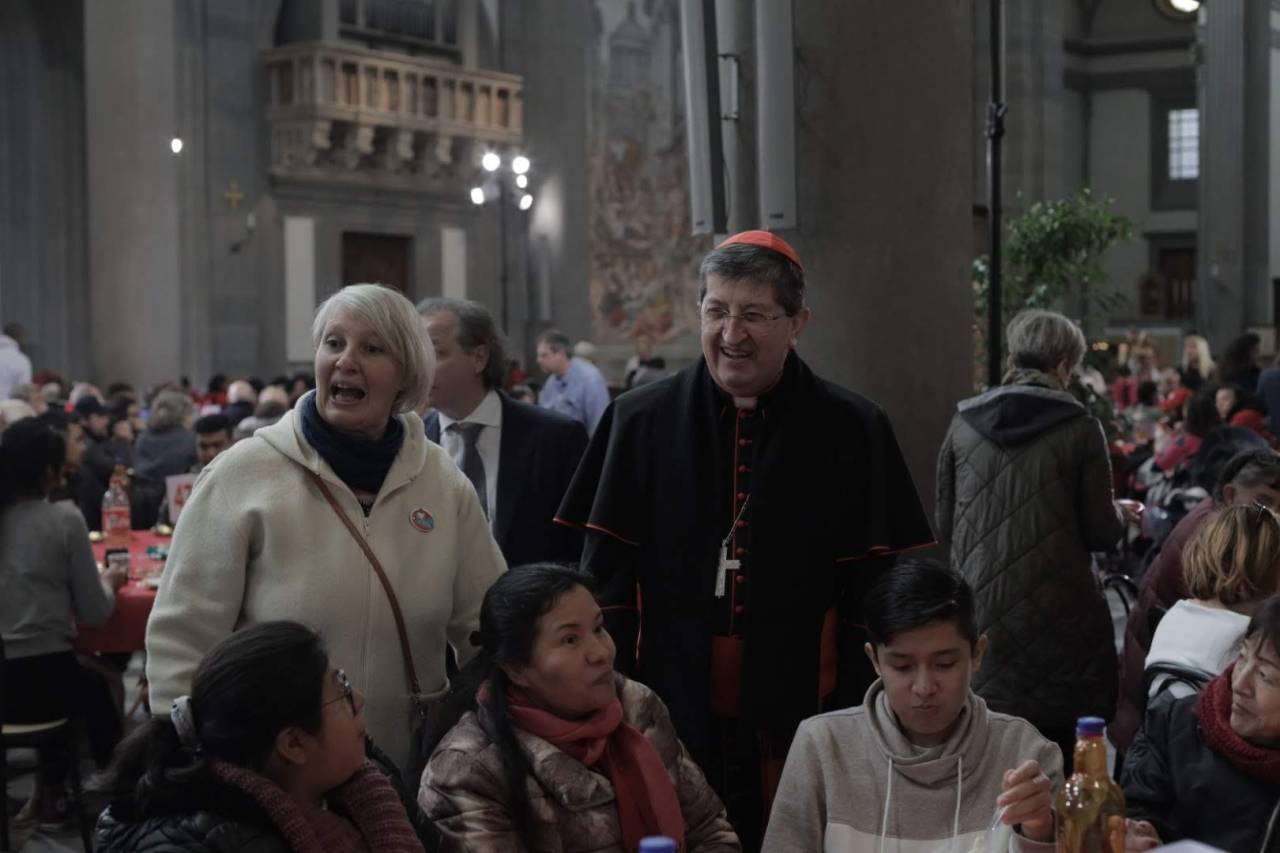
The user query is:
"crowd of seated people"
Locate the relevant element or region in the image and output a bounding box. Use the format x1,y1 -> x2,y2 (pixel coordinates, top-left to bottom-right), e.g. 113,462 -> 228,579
1112,449 -> 1280,749
0,418 -> 127,826
10,290 -> 1280,852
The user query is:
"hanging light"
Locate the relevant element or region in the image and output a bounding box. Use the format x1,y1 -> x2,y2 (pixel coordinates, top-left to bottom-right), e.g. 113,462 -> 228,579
519,193 -> 533,211
515,174 -> 528,189
511,155 -> 530,175
481,151 -> 501,172
170,137 -> 184,154
1153,0 -> 1200,18
470,187 -> 486,205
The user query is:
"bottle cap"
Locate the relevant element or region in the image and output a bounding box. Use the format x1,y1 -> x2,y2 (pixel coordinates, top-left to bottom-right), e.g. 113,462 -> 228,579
639,838 -> 678,853
1076,716 -> 1106,736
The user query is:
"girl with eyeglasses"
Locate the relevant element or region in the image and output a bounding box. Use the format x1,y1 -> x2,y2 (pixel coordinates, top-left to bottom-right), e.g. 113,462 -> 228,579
93,621 -> 426,853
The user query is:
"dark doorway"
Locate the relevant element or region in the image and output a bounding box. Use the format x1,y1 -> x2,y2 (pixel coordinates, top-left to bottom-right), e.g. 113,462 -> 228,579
342,232 -> 412,292
1155,246 -> 1195,320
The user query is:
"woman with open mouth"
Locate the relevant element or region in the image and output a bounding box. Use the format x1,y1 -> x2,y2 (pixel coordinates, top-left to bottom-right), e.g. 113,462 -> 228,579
145,283 -> 507,787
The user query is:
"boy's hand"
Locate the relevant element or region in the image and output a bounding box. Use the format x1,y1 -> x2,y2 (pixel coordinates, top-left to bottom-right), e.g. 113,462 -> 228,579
998,760 -> 1054,842
1125,819 -> 1161,851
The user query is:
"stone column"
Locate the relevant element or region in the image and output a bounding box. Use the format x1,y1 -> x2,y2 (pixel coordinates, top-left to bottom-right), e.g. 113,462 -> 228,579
501,0 -> 591,362
788,2 -> 974,503
84,0 -> 184,387
0,0 -> 90,378
1196,0 -> 1272,345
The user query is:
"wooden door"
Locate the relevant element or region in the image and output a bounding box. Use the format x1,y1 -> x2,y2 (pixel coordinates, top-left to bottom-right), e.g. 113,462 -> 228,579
1156,247 -> 1195,320
342,232 -> 412,292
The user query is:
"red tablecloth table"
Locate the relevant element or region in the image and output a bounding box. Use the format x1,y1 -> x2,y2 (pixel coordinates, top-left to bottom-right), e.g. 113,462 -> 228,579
74,530 -> 168,655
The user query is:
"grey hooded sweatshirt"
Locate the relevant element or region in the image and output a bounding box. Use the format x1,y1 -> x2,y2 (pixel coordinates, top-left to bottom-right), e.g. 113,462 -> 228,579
763,681 -> 1063,853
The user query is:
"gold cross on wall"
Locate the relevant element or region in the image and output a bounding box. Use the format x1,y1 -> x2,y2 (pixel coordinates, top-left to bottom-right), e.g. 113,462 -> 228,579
222,180 -> 245,210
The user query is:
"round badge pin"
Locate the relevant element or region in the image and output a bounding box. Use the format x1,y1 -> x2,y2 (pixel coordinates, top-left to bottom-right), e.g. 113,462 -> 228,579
410,508 -> 435,533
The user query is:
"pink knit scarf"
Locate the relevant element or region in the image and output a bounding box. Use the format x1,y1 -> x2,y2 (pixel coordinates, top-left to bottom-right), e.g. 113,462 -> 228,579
503,684 -> 686,853
209,761 -> 423,853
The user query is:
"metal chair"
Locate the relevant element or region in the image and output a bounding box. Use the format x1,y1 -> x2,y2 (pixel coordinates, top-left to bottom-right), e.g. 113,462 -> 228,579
1142,660 -> 1215,704
0,636 -> 93,852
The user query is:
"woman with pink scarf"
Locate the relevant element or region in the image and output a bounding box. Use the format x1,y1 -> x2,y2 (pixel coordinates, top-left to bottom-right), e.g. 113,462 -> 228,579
421,564 -> 739,852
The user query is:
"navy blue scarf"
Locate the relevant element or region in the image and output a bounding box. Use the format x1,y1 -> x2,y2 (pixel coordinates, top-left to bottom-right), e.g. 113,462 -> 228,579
300,392 -> 404,496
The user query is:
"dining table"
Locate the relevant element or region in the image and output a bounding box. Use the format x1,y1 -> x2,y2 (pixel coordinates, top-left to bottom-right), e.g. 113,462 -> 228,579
74,529 -> 170,655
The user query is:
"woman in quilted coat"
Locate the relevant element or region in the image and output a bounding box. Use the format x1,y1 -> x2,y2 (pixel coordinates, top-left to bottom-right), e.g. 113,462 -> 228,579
420,564 -> 740,852
936,310 -> 1131,772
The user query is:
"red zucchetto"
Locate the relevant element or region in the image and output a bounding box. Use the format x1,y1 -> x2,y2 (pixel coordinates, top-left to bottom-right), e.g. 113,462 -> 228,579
716,230 -> 804,273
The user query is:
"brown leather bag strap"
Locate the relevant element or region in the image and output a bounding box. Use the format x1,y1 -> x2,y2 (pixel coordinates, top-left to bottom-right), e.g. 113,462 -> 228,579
307,471 -> 423,699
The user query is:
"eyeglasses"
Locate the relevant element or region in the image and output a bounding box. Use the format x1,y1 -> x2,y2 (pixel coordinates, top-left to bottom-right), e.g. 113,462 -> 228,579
321,669 -> 358,716
699,305 -> 787,333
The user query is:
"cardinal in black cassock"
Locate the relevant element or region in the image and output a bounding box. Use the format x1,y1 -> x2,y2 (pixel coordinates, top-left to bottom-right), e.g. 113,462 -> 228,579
556,231 -> 934,850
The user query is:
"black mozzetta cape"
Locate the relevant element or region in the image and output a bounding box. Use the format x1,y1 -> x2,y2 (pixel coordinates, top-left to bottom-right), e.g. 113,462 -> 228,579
556,351 -> 934,755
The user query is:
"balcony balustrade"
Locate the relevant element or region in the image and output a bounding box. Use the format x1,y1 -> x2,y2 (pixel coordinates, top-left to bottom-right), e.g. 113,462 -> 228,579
264,41 -> 523,184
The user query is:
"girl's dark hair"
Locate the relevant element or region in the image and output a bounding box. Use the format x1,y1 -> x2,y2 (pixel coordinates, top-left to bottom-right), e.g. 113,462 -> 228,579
1245,595 -> 1280,662
0,418 -> 65,508
94,621 -> 329,815
469,564 -> 594,845
863,558 -> 979,649
1186,384 -> 1224,438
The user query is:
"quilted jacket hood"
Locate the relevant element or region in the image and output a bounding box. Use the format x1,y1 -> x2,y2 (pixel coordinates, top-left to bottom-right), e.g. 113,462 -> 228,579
958,384 -> 1086,448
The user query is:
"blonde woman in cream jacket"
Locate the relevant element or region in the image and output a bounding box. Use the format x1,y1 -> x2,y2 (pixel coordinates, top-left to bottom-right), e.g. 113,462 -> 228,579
146,285 -> 506,773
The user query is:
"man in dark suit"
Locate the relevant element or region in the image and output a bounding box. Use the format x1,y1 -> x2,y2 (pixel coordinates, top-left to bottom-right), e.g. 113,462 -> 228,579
419,297 -> 587,567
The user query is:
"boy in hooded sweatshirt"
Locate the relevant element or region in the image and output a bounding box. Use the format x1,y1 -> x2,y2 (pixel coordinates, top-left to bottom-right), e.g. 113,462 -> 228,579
763,559 -> 1063,853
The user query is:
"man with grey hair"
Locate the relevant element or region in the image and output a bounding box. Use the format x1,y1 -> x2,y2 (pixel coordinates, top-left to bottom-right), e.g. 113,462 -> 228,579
133,389 -> 198,527
419,297 -> 588,567
937,308 -> 1133,771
